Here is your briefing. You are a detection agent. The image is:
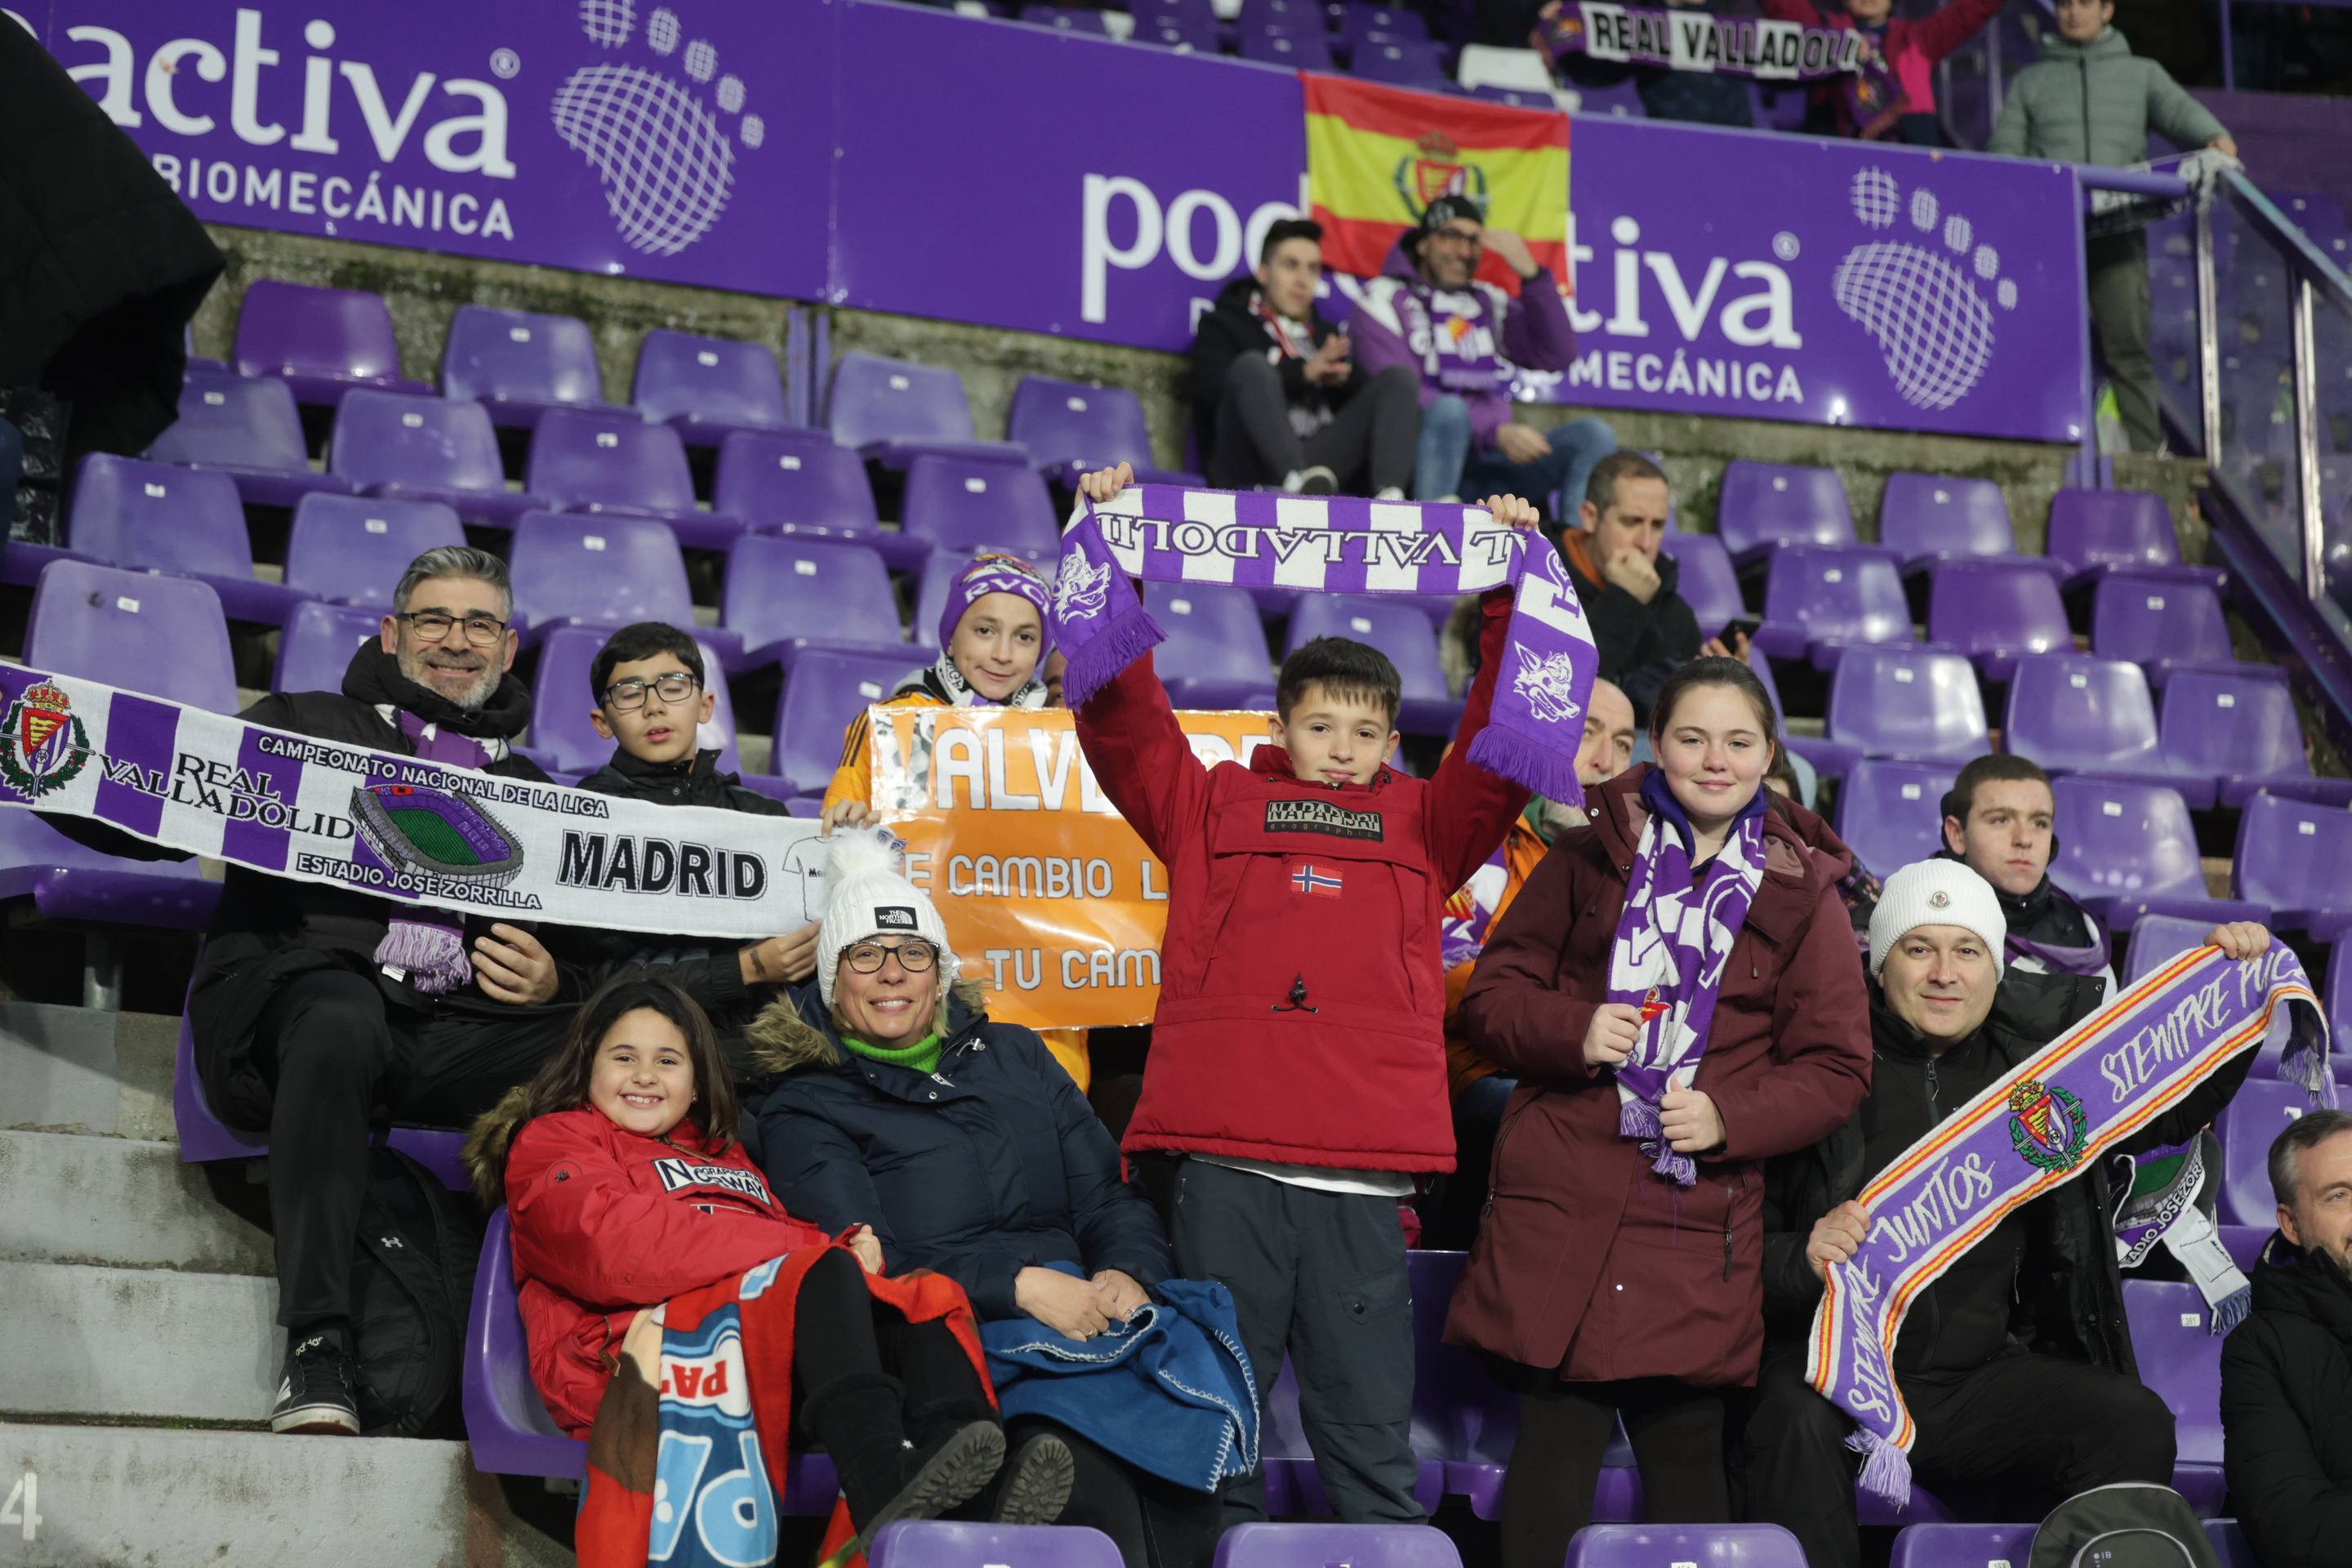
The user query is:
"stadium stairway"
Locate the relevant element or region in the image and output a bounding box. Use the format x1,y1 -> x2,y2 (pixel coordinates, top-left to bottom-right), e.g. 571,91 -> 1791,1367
0,998 -> 570,1567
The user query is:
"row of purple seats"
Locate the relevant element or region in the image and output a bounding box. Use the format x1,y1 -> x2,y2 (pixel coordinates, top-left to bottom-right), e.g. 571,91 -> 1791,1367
2124,915 -> 2352,1084
864,1521 -> 1465,1566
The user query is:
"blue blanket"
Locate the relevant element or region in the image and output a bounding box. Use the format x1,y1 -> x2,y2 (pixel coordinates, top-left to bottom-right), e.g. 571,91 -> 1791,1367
979,1269 -> 1260,1491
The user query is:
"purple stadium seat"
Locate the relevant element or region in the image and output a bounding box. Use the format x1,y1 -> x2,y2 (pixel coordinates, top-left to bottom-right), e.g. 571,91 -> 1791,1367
1877,473 -> 2016,573
65,455 -> 310,628
1021,3 -> 1111,29
2157,669 -> 2352,809
2206,1519 -> 2257,1568
1744,639 -> 1860,779
2002,655 -> 2177,793
1260,1356 -> 1446,1519
329,390 -> 546,530
712,431 -> 882,546
1570,78 -> 1648,117
1834,760 -> 1960,875
1008,376 -> 1203,491
504,511 -> 716,655
24,560 -> 237,710
630,328 -> 795,448
1215,1524 -> 1460,1567
2046,489 -> 2199,582
1753,545 -> 1913,671
1717,461 -> 1856,565
2231,792 -> 2352,940
0,808 -> 219,929
145,372 -> 356,508
1337,3 -> 1432,41
283,493 -> 466,609
1564,1525 -> 1806,1567
2090,572 -> 2244,688
439,305 -> 621,430
826,350 -> 1029,471
773,650 -> 927,797
1352,38 -> 1450,87
1146,581 -> 1276,710
900,456 -> 1062,564
915,550 -> 983,647
1825,648 -> 1989,762
2122,1279 -> 2226,1513
231,279 -> 430,408
875,1523 -> 1123,1566
1245,28 -> 1336,65
1243,0 -> 1322,32
524,408 -> 746,552
1886,1524 -> 2037,1568
2048,776 -> 2258,929
1658,531 -> 1744,641
1286,595 -> 1461,737
722,534 -> 915,672
1927,559 -> 2074,683
1140,14 -> 1218,48
2220,1079 -> 2318,1226
1471,84 -> 1558,109
1137,0 -> 1214,23
2123,913 -> 2218,984
274,600 -> 383,694
524,625 -> 744,777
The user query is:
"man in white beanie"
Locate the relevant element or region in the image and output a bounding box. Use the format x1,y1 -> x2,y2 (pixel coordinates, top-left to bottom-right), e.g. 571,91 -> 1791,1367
1732,860 -> 2270,1568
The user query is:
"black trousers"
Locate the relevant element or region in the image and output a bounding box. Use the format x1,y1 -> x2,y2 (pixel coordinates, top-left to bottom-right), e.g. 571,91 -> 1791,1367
254,967 -> 569,1330
1499,1376 -> 1731,1568
1735,1339 -> 2177,1568
790,1247 -> 988,1435
1205,356 -> 1419,495
2087,229 -> 2163,453
979,1416 -> 1222,1568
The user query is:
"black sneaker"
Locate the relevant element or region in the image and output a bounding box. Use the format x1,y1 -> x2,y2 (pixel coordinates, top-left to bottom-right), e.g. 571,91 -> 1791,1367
270,1334 -> 360,1435
991,1431 -> 1075,1526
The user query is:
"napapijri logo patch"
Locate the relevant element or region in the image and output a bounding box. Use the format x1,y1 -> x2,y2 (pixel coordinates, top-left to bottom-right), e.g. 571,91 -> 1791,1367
1264,799 -> 1383,840
874,906 -> 918,930
652,1157 -> 773,1201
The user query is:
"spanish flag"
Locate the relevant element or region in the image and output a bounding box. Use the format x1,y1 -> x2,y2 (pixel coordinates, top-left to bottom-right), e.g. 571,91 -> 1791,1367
1303,74 -> 1570,296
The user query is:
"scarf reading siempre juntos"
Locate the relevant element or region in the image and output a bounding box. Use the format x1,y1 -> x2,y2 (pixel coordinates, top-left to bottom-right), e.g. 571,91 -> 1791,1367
1054,487 -> 1600,806
1806,940 -> 2333,1507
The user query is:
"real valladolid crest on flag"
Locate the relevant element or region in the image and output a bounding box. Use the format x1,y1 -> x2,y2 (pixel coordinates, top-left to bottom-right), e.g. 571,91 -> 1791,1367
0,666 -> 840,942
1053,485 -> 1599,807
1806,941 -> 2335,1506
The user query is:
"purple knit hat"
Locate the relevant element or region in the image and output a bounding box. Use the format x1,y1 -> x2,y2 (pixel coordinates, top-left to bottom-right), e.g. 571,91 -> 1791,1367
938,552 -> 1055,655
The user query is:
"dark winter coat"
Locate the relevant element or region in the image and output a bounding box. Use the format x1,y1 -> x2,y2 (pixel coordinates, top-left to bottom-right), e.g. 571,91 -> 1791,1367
1445,768 -> 1874,1386
1987,25 -> 2228,165
1190,274 -> 1361,470
746,987 -> 1172,1321
1559,533 -> 1703,724
2221,1235 -> 2352,1568
578,746 -> 794,816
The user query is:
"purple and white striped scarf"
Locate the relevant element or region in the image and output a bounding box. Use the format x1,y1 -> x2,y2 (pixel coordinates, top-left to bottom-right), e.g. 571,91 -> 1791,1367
1608,768 -> 1770,1187
1055,487 -> 1598,806
370,711 -> 490,995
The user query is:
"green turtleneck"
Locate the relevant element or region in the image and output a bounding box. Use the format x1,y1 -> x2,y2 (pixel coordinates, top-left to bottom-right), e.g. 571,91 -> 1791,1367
841,1032 -> 944,1076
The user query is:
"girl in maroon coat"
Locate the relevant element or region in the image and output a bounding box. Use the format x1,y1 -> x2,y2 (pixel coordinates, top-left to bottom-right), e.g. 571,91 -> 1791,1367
1446,659 -> 1872,1568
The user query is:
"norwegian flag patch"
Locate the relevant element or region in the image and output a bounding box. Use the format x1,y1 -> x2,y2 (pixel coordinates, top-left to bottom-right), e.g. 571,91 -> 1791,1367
1291,863 -> 1344,898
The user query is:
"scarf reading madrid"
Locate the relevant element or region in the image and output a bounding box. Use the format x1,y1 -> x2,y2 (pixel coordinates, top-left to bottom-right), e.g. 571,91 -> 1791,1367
1053,487 -> 1600,806
1806,941 -> 2334,1506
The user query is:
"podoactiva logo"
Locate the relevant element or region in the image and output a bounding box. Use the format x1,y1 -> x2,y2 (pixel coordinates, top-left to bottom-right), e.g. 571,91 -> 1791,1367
1834,166 -> 2021,412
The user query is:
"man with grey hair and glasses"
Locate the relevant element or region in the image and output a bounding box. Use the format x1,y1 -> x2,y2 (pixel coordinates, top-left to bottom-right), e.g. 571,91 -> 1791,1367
2221,1106 -> 2352,1568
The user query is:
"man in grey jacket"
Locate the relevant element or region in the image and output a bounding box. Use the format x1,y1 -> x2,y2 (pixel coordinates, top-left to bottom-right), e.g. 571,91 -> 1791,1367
1989,0 -> 2236,452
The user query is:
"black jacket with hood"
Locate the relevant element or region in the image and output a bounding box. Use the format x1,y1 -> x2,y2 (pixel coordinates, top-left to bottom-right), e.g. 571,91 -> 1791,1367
1557,536 -> 1703,724
1190,274 -> 1360,469
2221,1234 -> 2352,1568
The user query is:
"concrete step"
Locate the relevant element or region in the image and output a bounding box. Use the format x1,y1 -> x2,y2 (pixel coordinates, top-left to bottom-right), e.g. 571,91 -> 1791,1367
0,1131 -> 271,1276
0,1421 -> 572,1567
0,1262 -> 278,1426
0,1003 -> 176,1143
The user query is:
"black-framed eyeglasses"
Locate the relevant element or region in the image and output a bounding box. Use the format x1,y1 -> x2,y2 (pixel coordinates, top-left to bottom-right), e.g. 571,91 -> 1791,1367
602,672 -> 702,710
396,608 -> 510,647
843,939 -> 938,974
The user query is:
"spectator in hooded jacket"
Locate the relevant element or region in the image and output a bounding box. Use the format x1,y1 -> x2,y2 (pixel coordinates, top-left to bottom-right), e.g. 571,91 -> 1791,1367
1556,452 -> 1705,724
1348,194 -> 1615,526
1191,218 -> 1419,498
1937,754 -> 2118,1000
1757,0 -> 2004,143
2221,1109 -> 2352,1568
1989,0 -> 2236,452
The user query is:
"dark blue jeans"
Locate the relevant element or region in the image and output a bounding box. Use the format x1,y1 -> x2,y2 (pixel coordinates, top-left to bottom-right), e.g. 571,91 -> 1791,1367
1415,394 -> 1618,530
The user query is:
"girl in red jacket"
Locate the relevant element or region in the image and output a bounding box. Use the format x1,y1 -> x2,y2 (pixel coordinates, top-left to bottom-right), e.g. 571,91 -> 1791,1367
466,972 -> 1071,1554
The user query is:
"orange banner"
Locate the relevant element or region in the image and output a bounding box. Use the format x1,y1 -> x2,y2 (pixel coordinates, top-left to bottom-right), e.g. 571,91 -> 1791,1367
866,705 -> 1271,1031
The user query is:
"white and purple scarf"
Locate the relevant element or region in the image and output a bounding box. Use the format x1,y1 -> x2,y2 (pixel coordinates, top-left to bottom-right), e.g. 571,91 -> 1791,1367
370,710 -> 492,994
1607,768 -> 1770,1186
1055,487 -> 1598,806
2111,1130 -> 2250,1331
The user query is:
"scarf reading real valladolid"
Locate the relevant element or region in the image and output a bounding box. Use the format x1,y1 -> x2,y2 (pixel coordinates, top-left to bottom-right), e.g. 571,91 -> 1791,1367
1807,941 -> 2335,1506
1053,487 -> 1599,808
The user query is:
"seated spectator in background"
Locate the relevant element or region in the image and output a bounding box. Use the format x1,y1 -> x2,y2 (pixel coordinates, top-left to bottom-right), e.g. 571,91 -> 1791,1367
1938,754 -> 2118,998
1989,0 -> 2235,452
1757,0 -> 2002,144
2222,1109 -> 2352,1568
467,973 -> 1044,1562
1432,676 -> 1637,1249
751,839 -> 1233,1568
1533,0 -> 1756,127
1192,218 -> 1418,498
1739,862 -> 2266,1568
1556,452 -> 1701,724
1349,194 -> 1615,526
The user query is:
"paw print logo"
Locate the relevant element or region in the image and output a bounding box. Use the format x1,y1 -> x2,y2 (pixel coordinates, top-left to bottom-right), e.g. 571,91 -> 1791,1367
554,0 -> 764,257
1833,168 -> 2016,412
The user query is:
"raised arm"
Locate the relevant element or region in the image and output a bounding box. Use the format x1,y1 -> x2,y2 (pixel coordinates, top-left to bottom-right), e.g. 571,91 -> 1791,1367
1424,588 -> 1537,889
1499,270 -> 1578,376
1071,651 -> 1215,866
1910,0 -> 2004,65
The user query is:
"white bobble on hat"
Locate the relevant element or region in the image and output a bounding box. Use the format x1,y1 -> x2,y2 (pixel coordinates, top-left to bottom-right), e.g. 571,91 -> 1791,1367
1868,859 -> 2007,979
814,828 -> 959,1005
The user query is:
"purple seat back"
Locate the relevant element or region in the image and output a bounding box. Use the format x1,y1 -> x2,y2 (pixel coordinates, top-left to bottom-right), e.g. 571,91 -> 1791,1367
872,1521 -> 1125,1567
630,329 -> 791,430
2004,655 -> 2162,774
1021,3 -> 1112,30
1834,760 -> 1959,875
1338,3 -> 1431,40
828,351 -> 980,450
2205,1519 -> 2257,1568
1286,595 -> 1448,701
1826,648 -> 1988,761
442,305 -> 606,408
1141,14 -> 1219,48
25,560 -> 237,710
1657,532 -> 1742,639
915,550 -> 982,641
2048,777 -> 2207,911
462,1208 -> 590,1478
1352,38 -> 1450,87
1925,560 -> 2071,666
2122,1278 -> 2225,1468
526,408 -> 698,516
1146,581 -> 1275,702
2158,669 -> 2311,785
233,279 -> 404,386
901,456 -> 1060,558
713,433 -> 880,535
0,805 -> 215,911
1245,28 -> 1335,65
1243,0 -> 1323,31
1008,377 -> 1158,474
283,493 -> 466,608
1214,1524 -> 1462,1567
1472,84 -> 1557,109
276,600 -> 383,694
1885,1524 -> 2038,1568
506,511 -> 696,634
2091,572 -> 2234,671
1761,546 -> 1910,649
774,651 -> 928,795
1564,1525 -> 1806,1567
1876,473 -> 2012,563
2123,913 -> 2219,984
67,454 -> 256,581
529,625 -> 743,777
2232,791 -> 2352,916
329,390 -> 510,494
723,536 -> 907,653
2218,1077 -> 2315,1225
2047,489 -> 2180,575
1717,461 -> 1855,557
147,372 -> 311,473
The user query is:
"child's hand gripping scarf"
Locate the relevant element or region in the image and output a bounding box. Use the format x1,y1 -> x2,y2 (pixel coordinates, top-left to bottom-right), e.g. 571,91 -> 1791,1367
1806,940 -> 2334,1508
1054,486 -> 1599,806
2111,1129 -> 2251,1331
1607,767 -> 1771,1187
